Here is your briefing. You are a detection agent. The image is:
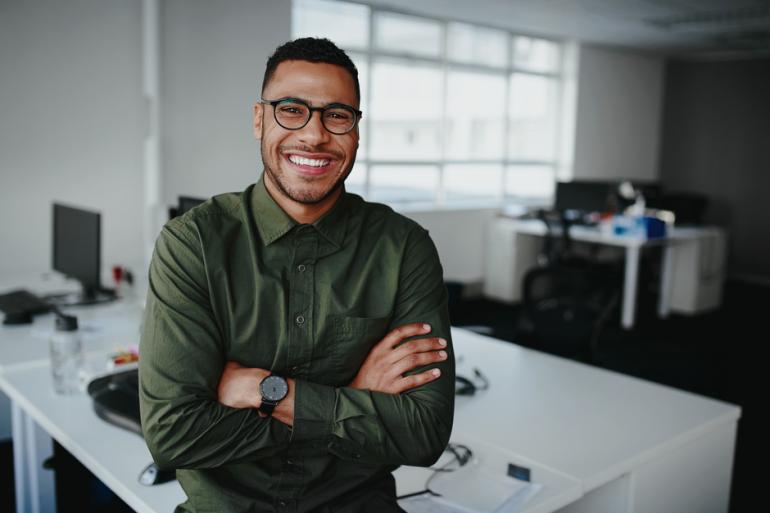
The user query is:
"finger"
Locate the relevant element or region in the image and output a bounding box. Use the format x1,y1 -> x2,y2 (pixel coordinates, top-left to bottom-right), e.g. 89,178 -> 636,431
390,349 -> 448,378
392,368 -> 442,394
388,337 -> 447,364
375,323 -> 432,352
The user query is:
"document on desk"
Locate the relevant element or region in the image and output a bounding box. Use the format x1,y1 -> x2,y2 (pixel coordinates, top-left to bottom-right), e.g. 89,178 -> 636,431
399,461 -> 542,513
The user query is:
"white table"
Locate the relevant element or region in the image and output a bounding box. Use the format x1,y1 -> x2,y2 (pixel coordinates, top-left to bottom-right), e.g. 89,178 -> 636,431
484,218 -> 721,329
0,319 -> 741,513
453,329 -> 740,513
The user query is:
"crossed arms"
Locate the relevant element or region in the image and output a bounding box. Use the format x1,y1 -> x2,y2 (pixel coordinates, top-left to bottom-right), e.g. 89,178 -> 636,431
139,222 -> 455,470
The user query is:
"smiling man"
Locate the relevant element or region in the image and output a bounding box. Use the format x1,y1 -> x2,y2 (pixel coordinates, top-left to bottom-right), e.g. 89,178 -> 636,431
139,38 -> 455,513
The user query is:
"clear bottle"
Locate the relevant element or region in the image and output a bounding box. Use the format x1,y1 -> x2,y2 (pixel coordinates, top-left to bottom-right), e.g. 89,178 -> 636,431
50,313 -> 84,394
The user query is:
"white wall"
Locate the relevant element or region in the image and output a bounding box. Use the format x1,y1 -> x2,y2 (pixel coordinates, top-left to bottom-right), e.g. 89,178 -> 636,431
571,44 -> 665,183
0,0 -> 145,273
404,208 -> 498,287
161,0 -> 291,206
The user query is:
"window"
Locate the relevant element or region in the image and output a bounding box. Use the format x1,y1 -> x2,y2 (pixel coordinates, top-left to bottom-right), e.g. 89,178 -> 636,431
292,0 -> 563,206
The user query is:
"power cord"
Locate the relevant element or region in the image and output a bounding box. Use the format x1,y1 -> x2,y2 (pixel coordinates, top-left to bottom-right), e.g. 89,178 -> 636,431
396,443 -> 473,500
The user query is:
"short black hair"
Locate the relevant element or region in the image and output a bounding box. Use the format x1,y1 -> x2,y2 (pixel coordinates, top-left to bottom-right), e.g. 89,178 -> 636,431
262,37 -> 360,103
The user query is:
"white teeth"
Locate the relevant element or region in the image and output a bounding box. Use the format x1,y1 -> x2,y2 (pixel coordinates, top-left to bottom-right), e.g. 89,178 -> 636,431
288,155 -> 330,167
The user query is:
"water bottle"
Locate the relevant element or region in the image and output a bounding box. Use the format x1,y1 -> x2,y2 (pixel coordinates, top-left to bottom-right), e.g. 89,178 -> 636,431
50,313 -> 84,394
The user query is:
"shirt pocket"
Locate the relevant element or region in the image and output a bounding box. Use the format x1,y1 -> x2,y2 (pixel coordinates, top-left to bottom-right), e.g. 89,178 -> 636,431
323,315 -> 391,385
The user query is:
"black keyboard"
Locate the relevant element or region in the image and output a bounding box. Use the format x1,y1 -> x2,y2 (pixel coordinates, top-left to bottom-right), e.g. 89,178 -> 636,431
0,289 -> 52,315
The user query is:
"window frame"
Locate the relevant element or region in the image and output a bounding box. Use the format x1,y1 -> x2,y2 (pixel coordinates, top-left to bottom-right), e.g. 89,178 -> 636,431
291,0 -> 565,207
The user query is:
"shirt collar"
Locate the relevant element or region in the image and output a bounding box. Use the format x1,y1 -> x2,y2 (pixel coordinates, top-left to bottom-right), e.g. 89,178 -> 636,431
251,174 -> 349,248
251,176 -> 297,246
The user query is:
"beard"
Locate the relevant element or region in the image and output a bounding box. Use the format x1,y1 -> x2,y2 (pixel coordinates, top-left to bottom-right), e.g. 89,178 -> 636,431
261,143 -> 353,205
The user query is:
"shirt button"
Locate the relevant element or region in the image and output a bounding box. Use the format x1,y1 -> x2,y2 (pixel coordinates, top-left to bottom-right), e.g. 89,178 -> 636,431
297,264 -> 306,272
295,315 -> 305,325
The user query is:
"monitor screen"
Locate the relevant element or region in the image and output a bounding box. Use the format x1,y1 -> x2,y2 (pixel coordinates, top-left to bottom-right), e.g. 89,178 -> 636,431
178,196 -> 205,216
52,203 -> 101,292
554,181 -> 613,214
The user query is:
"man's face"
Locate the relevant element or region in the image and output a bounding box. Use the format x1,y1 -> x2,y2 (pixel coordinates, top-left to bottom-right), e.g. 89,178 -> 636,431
254,60 -> 359,206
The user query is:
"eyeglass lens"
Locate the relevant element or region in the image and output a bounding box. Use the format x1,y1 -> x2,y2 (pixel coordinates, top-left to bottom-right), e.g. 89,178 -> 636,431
273,100 -> 356,134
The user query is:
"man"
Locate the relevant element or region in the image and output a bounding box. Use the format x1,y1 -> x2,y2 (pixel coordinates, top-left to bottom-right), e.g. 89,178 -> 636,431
139,37 -> 455,513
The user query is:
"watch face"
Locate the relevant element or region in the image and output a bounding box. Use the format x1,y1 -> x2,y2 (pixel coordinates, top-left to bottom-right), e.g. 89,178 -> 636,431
261,375 -> 288,402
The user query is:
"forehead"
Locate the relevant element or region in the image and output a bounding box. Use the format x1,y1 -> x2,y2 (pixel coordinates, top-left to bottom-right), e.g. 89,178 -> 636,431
264,60 -> 358,107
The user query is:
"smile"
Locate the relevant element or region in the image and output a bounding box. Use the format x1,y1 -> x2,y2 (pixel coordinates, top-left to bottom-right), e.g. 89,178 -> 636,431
288,155 -> 330,167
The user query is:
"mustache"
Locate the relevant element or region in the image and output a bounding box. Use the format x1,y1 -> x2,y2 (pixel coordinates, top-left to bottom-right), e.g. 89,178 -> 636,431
279,144 -> 343,159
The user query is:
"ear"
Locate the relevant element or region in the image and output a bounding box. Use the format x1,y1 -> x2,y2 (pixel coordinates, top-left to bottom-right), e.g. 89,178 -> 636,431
253,103 -> 264,140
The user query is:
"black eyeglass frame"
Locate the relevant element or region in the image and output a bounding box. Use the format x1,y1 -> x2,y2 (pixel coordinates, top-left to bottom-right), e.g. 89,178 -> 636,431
261,97 -> 363,135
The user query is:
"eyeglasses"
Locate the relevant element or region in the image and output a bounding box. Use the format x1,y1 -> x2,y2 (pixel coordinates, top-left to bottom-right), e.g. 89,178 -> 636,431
261,97 -> 362,135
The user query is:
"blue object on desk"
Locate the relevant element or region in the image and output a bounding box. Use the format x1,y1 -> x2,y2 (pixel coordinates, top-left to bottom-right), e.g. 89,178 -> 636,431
612,215 -> 667,239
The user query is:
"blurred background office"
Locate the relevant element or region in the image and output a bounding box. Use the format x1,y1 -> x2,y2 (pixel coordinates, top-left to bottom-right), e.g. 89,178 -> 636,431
1,1 -> 768,512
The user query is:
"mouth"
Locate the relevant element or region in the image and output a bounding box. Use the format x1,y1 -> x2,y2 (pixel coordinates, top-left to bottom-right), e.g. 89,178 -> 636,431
283,153 -> 336,176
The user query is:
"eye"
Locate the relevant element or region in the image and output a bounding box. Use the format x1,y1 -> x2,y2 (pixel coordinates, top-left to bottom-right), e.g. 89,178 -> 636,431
279,105 -> 303,115
326,109 -> 352,121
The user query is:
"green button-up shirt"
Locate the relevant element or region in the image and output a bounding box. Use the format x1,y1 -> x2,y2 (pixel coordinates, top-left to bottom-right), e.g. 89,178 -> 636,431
139,177 -> 455,513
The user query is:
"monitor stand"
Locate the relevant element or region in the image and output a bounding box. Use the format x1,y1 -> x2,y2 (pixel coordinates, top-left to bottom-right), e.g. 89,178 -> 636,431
45,286 -> 116,307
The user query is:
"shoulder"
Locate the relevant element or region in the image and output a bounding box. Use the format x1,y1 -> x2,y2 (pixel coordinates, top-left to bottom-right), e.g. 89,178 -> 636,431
346,193 -> 427,241
162,189 -> 245,243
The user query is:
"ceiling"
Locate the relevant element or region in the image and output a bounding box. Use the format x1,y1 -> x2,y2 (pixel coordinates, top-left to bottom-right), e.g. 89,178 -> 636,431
359,0 -> 770,59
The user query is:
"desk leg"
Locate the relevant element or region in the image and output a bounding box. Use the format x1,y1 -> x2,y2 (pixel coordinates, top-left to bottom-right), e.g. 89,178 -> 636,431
11,401 -> 57,513
622,246 -> 641,330
657,245 -> 674,319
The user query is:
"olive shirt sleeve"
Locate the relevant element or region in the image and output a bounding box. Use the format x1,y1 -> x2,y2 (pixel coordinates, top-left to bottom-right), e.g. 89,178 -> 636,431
139,221 -> 291,470
292,226 -> 455,467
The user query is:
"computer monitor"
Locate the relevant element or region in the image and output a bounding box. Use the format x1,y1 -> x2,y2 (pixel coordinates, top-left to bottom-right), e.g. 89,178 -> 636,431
52,203 -> 111,304
554,181 -> 613,215
179,196 -> 205,215
169,196 -> 206,219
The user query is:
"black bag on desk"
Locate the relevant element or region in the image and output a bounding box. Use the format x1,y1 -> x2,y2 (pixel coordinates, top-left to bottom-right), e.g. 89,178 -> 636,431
87,368 -> 142,436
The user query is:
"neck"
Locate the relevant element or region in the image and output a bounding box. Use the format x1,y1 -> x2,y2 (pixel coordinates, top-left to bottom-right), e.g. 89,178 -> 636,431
263,173 -> 342,225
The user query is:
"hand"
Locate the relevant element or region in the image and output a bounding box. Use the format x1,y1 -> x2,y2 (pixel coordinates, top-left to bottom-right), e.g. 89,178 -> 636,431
217,361 -> 268,409
349,323 -> 448,394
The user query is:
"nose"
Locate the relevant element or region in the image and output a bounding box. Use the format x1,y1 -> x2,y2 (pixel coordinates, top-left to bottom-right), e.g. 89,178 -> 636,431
297,110 -> 331,146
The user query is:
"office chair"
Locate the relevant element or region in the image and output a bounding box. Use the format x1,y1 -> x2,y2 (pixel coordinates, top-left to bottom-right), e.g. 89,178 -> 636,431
516,209 -> 621,362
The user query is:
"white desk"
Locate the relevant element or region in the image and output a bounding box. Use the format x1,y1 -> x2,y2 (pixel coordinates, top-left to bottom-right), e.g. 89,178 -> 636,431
453,329 -> 740,513
0,318 -> 741,513
484,218 -> 726,329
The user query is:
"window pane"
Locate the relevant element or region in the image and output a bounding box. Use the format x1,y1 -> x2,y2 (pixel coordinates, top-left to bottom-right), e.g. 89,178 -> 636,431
369,165 -> 439,203
345,162 -> 367,197
445,70 -> 506,160
447,22 -> 507,68
444,164 -> 503,201
349,52 -> 368,160
508,74 -> 558,161
292,0 -> 370,50
370,60 -> 442,161
505,165 -> 555,199
374,12 -> 442,58
512,36 -> 560,73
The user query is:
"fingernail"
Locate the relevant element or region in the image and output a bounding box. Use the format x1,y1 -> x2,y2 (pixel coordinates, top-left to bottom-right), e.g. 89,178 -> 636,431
432,368 -> 441,376
439,338 -> 447,347
423,324 -> 431,331
439,351 -> 447,358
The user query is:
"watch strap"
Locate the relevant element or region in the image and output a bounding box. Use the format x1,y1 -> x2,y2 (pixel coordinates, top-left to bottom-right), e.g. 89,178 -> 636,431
258,399 -> 277,416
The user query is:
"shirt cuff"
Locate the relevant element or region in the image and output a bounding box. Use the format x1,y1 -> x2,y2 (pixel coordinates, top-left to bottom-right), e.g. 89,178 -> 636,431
291,378 -> 336,442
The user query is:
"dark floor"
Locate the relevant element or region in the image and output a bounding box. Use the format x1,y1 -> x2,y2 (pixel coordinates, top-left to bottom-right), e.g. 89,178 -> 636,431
1,278 -> 765,512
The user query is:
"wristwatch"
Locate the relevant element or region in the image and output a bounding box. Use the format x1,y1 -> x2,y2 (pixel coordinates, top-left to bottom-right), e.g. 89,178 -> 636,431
258,374 -> 289,417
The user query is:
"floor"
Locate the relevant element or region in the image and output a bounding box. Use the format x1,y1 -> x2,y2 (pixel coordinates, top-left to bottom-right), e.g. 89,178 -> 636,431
1,277 -> 765,512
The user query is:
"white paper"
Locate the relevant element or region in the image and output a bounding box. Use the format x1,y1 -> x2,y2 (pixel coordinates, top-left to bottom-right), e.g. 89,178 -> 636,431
424,460 -> 541,513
